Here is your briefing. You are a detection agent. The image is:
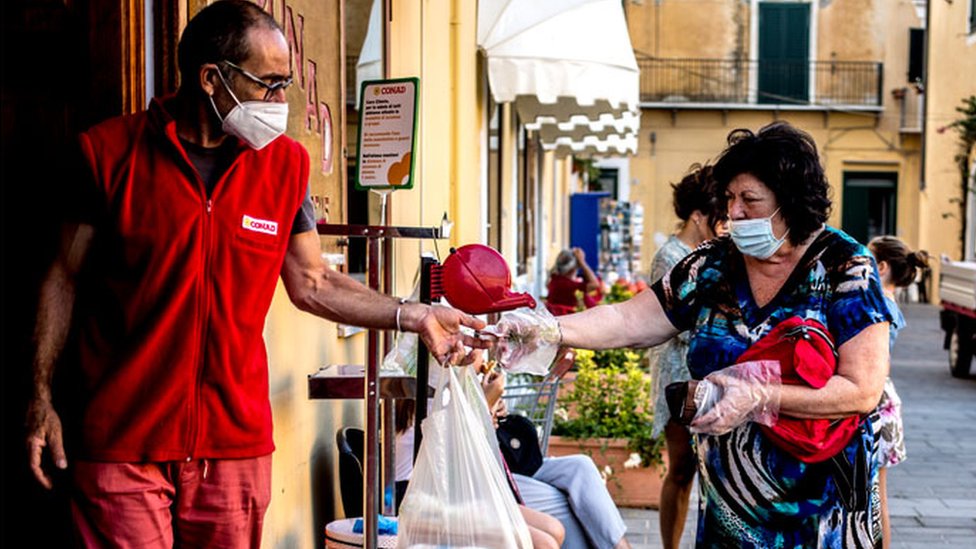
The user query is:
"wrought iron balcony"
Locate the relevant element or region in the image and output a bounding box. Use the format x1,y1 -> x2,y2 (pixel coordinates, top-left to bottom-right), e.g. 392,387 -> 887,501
637,57 -> 883,109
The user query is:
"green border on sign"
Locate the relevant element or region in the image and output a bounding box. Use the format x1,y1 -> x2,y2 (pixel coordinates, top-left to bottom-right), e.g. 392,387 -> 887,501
354,77 -> 419,191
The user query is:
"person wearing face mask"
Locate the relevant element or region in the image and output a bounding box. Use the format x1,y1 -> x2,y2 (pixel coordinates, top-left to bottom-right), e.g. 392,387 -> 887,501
490,121 -> 893,547
646,163 -> 726,549
24,2 -> 484,546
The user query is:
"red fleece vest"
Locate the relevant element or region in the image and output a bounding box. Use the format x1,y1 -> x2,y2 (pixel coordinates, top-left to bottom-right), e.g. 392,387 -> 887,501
72,97 -> 309,462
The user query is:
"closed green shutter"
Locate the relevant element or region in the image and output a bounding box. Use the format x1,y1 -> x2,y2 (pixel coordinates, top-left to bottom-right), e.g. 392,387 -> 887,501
908,28 -> 925,84
758,2 -> 810,104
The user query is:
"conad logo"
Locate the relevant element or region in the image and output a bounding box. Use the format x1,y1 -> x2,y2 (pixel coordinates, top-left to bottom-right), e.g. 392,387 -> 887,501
375,84 -> 406,95
242,215 -> 278,236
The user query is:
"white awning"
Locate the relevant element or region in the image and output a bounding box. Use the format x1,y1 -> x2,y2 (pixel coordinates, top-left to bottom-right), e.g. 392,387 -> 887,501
477,0 -> 641,156
541,133 -> 639,157
355,0 -> 382,108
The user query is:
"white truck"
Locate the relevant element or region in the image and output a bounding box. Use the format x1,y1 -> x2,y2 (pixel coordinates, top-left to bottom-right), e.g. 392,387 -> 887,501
939,260 -> 976,377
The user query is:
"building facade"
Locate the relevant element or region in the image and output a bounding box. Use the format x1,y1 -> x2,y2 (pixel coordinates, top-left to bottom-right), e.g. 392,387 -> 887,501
624,0 -> 975,300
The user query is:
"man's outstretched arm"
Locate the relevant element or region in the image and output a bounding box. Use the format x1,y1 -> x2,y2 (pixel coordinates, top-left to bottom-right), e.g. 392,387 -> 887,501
280,231 -> 486,364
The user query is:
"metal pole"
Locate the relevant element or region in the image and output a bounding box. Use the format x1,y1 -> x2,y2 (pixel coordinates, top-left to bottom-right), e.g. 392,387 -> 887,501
382,399 -> 395,517
376,191 -> 396,518
413,256 -> 436,462
363,237 -> 380,549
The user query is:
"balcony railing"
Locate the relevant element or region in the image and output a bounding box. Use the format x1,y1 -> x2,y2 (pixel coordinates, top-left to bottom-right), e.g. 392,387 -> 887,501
637,57 -> 883,108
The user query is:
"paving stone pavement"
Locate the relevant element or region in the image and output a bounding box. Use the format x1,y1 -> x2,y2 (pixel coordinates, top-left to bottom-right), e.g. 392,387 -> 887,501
620,303 -> 976,548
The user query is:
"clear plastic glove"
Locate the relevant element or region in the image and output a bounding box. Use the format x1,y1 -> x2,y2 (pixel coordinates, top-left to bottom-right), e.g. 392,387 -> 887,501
689,360 -> 782,436
480,306 -> 561,376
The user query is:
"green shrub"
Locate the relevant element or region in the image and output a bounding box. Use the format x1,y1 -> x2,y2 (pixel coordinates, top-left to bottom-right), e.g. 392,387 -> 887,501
552,348 -> 664,467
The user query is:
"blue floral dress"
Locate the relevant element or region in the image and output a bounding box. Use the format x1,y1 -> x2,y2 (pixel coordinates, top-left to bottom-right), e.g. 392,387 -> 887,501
651,227 -> 892,548
648,235 -> 694,437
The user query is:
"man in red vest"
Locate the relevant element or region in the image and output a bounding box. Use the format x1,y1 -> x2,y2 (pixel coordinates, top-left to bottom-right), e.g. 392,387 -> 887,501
24,1 -> 482,546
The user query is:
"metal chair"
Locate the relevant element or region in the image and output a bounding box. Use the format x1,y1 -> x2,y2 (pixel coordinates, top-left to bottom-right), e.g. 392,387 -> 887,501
335,427 -> 364,517
499,349 -> 574,455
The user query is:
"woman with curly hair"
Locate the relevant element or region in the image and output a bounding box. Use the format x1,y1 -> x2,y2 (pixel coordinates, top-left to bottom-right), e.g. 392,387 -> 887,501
495,121 -> 893,546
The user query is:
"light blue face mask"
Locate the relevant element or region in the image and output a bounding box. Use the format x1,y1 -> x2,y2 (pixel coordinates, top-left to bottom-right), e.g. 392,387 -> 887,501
729,208 -> 789,259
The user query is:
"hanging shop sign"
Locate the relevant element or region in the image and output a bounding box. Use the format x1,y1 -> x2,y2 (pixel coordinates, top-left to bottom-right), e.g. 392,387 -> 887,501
355,77 -> 419,190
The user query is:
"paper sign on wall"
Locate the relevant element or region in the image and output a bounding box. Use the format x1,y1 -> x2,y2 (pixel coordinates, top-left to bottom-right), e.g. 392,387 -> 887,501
355,78 -> 418,190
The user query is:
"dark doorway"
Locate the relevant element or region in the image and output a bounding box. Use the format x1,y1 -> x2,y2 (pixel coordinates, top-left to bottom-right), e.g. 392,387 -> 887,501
592,167 -> 619,198
842,172 -> 898,245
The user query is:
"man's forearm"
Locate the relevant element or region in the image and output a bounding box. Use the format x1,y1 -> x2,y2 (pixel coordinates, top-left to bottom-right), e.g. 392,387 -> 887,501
32,224 -> 93,401
290,265 -> 405,330
32,263 -> 76,402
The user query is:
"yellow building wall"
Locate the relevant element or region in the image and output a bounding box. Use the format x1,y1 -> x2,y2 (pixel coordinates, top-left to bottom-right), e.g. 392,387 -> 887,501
920,0 -> 976,294
626,0 -> 746,59
626,0 -> 939,285
540,154 -> 578,283
632,107 -> 927,279
385,0 -> 484,292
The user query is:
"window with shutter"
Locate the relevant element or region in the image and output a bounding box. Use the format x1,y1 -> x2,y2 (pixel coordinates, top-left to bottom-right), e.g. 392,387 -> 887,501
758,2 -> 810,105
969,0 -> 976,35
908,28 -> 925,84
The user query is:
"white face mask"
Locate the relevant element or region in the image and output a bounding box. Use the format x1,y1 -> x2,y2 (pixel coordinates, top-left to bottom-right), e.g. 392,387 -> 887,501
210,70 -> 288,150
729,208 -> 789,259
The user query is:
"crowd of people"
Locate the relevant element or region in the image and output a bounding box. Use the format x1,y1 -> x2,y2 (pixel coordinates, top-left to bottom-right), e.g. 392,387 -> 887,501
23,1 -> 931,547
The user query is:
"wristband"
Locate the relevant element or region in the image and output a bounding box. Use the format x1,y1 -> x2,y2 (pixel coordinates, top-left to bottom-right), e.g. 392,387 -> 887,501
395,297 -> 408,332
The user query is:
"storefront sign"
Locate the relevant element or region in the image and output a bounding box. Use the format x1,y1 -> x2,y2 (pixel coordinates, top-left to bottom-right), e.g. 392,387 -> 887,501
355,78 -> 418,190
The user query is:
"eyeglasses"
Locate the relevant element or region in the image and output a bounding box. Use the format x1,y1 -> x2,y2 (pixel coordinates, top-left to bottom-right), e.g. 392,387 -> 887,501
221,60 -> 293,101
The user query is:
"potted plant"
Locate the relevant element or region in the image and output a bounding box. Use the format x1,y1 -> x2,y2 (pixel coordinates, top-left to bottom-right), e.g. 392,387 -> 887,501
548,347 -> 667,508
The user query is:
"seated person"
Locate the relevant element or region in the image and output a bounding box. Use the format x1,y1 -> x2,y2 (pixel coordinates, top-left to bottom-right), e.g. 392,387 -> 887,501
546,248 -> 602,316
490,388 -> 631,549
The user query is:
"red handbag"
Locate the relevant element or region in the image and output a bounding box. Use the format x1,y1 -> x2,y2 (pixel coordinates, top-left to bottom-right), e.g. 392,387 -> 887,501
736,316 -> 861,463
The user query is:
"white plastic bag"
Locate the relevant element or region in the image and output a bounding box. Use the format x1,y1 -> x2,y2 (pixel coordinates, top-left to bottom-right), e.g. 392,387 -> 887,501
397,366 -> 532,548
382,331 -> 418,375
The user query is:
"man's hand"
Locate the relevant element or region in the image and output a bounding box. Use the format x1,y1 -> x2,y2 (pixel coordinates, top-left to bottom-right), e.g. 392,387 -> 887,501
407,304 -> 487,366
26,398 -> 67,489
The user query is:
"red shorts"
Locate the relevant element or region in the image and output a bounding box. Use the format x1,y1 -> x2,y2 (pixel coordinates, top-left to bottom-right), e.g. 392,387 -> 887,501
70,455 -> 272,548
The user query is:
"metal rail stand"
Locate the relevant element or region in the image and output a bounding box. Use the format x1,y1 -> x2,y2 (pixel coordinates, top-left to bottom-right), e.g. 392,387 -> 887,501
313,222 -> 446,549
411,256 -> 438,463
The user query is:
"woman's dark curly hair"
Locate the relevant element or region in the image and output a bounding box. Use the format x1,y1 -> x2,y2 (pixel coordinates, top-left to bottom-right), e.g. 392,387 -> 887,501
712,121 -> 832,246
671,163 -> 725,231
